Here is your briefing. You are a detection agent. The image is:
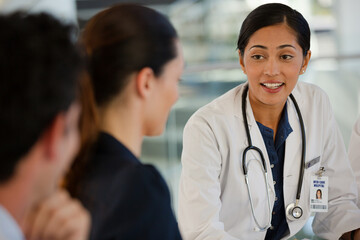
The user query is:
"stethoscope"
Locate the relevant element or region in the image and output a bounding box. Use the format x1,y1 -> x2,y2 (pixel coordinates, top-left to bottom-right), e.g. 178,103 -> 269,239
241,84 -> 306,232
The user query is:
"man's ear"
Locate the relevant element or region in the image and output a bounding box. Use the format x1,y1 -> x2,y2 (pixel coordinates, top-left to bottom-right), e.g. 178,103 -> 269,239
41,113 -> 66,162
135,67 -> 155,99
238,50 -> 246,74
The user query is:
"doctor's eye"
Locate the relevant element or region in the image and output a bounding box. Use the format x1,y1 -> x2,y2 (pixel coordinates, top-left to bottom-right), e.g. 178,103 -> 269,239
280,55 -> 294,60
251,55 -> 264,60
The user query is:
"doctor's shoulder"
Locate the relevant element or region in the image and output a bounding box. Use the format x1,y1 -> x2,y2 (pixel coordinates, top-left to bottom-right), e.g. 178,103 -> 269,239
185,85 -> 243,126
293,81 -> 333,112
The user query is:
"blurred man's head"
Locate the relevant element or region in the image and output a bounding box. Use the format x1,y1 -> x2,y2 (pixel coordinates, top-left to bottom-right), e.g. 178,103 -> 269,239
0,12 -> 83,201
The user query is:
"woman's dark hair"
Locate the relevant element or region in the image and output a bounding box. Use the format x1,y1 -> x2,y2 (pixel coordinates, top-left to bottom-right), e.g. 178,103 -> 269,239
84,3 -> 178,107
65,3 -> 178,196
237,3 -> 310,56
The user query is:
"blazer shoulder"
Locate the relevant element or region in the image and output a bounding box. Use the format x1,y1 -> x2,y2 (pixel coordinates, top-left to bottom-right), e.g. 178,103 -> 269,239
88,164 -> 181,240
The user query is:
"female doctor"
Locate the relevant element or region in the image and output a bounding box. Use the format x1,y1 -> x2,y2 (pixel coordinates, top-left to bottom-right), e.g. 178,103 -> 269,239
178,3 -> 360,240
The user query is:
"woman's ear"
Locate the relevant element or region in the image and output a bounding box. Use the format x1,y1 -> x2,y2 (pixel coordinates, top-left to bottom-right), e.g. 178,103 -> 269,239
238,50 -> 246,74
135,67 -> 155,98
300,50 -> 312,75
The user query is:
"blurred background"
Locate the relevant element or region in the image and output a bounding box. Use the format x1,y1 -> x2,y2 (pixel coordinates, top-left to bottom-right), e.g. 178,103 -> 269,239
2,0 -> 359,238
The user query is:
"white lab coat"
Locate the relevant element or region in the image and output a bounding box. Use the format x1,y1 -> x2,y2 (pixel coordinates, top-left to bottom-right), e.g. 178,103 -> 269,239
179,82 -> 360,240
348,117 -> 360,208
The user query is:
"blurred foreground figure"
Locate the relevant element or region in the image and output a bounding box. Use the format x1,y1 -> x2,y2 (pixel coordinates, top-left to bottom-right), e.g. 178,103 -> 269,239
0,12 -> 90,240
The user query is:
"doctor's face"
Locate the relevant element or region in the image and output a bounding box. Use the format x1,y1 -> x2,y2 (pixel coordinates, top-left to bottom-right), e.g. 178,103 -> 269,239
239,23 -> 311,110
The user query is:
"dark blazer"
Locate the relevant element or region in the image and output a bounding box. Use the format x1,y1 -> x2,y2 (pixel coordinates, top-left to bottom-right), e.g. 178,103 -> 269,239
76,132 -> 182,240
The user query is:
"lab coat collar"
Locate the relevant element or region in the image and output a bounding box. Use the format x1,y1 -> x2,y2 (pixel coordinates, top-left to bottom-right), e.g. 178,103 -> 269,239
290,82 -> 305,106
233,83 -> 246,120
234,82 -> 256,127
235,82 -> 305,124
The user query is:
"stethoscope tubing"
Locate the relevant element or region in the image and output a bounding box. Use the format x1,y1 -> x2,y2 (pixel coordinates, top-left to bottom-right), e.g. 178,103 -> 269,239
245,173 -> 272,231
241,84 -> 306,224
242,145 -> 267,175
288,93 -> 306,201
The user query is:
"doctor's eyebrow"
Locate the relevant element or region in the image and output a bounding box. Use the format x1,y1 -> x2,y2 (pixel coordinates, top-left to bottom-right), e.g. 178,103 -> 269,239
277,44 -> 296,50
248,44 -> 297,50
249,45 -> 267,50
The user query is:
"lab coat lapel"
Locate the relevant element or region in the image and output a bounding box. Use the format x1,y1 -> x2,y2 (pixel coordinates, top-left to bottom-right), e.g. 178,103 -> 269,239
283,91 -> 305,207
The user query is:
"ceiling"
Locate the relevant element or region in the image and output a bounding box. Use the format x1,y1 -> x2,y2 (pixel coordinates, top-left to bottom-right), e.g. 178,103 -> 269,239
76,0 -> 177,10
76,0 -> 179,27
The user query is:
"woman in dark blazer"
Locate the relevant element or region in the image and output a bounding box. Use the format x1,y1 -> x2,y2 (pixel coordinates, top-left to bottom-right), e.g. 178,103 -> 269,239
65,4 -> 184,240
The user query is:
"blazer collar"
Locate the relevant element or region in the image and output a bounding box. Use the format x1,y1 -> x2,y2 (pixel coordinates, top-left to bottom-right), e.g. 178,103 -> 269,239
94,131 -> 141,165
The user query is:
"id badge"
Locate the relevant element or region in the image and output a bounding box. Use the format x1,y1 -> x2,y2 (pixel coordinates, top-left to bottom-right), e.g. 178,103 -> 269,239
310,175 -> 328,212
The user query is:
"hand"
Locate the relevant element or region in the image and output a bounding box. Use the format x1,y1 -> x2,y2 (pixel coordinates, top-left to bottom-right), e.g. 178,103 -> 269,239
354,229 -> 360,240
341,228 -> 360,240
23,189 -> 90,240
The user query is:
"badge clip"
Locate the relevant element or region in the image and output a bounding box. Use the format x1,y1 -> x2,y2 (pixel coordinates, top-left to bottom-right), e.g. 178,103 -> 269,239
316,167 -> 325,177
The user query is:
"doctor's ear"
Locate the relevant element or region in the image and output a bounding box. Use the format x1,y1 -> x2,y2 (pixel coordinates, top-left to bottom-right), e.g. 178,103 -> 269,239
300,50 -> 312,75
238,50 -> 246,74
135,67 -> 155,98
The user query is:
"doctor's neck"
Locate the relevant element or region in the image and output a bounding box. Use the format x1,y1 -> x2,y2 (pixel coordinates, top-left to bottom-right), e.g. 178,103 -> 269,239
249,94 -> 286,139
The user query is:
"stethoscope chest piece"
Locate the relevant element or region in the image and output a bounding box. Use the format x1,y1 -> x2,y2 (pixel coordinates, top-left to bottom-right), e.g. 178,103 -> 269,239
286,202 -> 303,221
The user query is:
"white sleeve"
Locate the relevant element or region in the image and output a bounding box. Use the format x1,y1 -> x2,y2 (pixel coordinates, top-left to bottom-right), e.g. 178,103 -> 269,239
178,114 -> 239,240
312,96 -> 360,239
348,116 -> 360,208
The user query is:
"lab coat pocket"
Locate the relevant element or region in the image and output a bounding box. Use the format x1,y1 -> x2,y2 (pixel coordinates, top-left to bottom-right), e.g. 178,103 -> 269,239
305,156 -> 321,171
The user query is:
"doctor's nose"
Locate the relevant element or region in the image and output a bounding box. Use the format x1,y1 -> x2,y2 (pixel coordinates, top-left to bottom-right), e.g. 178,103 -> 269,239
263,58 -> 280,76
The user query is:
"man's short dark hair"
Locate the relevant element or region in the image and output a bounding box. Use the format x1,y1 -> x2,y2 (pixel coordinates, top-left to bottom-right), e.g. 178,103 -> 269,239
0,12 -> 83,182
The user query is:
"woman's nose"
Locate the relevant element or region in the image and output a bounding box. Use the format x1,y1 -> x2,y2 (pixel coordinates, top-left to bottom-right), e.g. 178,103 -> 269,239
263,58 -> 280,76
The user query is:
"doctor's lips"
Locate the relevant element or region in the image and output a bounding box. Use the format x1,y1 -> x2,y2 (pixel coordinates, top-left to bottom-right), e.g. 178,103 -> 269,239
260,82 -> 284,89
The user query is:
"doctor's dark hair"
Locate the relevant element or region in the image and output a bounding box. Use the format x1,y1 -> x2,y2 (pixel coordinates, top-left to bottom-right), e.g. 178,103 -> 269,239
65,3 -> 178,196
0,13 -> 83,183
237,3 -> 310,57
